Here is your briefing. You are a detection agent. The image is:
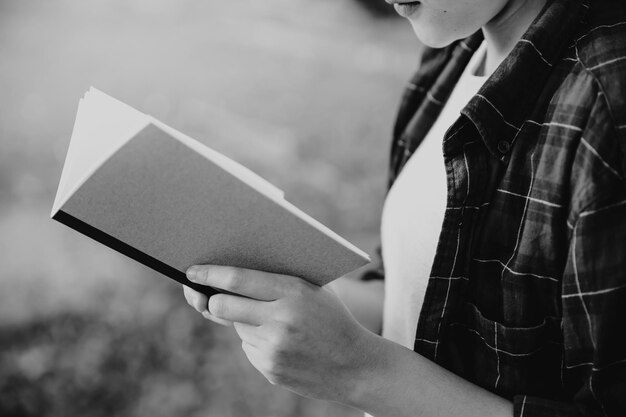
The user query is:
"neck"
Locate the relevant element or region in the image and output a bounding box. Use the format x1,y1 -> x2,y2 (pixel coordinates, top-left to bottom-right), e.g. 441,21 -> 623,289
482,0 -> 548,74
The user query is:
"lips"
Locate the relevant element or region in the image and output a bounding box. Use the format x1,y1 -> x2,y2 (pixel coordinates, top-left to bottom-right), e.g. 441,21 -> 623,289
386,1 -> 422,18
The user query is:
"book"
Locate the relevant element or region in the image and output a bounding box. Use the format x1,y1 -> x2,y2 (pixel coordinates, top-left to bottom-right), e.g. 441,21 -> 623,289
51,88 -> 370,297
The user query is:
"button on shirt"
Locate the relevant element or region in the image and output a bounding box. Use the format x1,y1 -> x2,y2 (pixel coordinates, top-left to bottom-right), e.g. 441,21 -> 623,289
360,0 -> 626,415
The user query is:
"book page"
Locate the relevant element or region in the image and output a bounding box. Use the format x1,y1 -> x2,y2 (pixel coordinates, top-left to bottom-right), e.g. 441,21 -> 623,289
146,120 -> 367,258
146,121 -> 367,260
52,88 -> 151,214
53,87 -> 285,216
149,118 -> 285,201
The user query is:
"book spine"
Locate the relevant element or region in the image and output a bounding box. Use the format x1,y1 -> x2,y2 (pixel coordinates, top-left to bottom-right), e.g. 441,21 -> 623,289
52,210 -> 218,297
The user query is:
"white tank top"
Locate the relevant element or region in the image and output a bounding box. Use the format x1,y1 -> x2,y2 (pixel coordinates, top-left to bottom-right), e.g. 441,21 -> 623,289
380,41 -> 489,350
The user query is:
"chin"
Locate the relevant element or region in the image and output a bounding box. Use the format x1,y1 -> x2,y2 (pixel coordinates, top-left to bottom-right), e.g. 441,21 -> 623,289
408,22 -> 466,49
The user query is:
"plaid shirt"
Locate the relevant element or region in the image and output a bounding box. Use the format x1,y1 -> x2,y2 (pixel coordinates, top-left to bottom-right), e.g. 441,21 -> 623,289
362,0 -> 626,415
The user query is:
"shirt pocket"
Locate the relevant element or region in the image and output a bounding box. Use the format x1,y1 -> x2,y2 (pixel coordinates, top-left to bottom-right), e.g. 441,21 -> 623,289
444,302 -> 564,398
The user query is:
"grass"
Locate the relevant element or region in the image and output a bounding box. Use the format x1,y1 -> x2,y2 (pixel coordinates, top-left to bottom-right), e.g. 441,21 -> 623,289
0,1 -> 419,415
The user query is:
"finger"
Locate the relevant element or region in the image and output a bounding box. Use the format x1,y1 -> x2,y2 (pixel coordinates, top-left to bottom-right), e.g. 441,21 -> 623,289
187,265 -> 304,301
184,285 -> 234,326
208,293 -> 267,326
201,310 -> 233,327
183,285 -> 208,313
233,322 -> 262,347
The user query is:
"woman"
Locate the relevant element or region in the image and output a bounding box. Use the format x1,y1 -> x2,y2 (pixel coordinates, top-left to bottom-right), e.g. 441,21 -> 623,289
183,0 -> 626,415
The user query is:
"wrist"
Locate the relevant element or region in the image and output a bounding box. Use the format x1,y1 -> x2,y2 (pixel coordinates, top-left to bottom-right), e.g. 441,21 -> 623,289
343,329 -> 393,413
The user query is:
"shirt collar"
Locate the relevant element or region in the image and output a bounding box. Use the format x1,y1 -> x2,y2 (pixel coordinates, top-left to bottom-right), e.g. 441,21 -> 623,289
459,0 -> 590,161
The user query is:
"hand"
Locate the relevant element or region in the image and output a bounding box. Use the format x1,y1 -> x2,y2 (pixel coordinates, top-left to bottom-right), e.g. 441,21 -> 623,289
183,265 -> 379,403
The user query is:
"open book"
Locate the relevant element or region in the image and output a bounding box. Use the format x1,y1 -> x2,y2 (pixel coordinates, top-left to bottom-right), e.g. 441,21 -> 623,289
51,88 -> 370,296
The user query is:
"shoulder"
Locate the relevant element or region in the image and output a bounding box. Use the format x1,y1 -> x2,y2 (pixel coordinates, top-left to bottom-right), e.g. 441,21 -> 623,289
539,3 -> 626,216
570,1 -> 626,136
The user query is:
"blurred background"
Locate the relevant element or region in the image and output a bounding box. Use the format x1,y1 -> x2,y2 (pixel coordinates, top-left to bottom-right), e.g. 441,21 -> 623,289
0,0 -> 419,415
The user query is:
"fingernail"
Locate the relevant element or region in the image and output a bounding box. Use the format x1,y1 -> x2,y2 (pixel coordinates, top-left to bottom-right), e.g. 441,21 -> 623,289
186,266 -> 198,281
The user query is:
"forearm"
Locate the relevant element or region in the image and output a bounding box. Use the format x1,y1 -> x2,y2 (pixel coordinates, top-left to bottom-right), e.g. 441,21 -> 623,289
185,265 -> 511,415
328,277 -> 384,334
346,331 -> 513,417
